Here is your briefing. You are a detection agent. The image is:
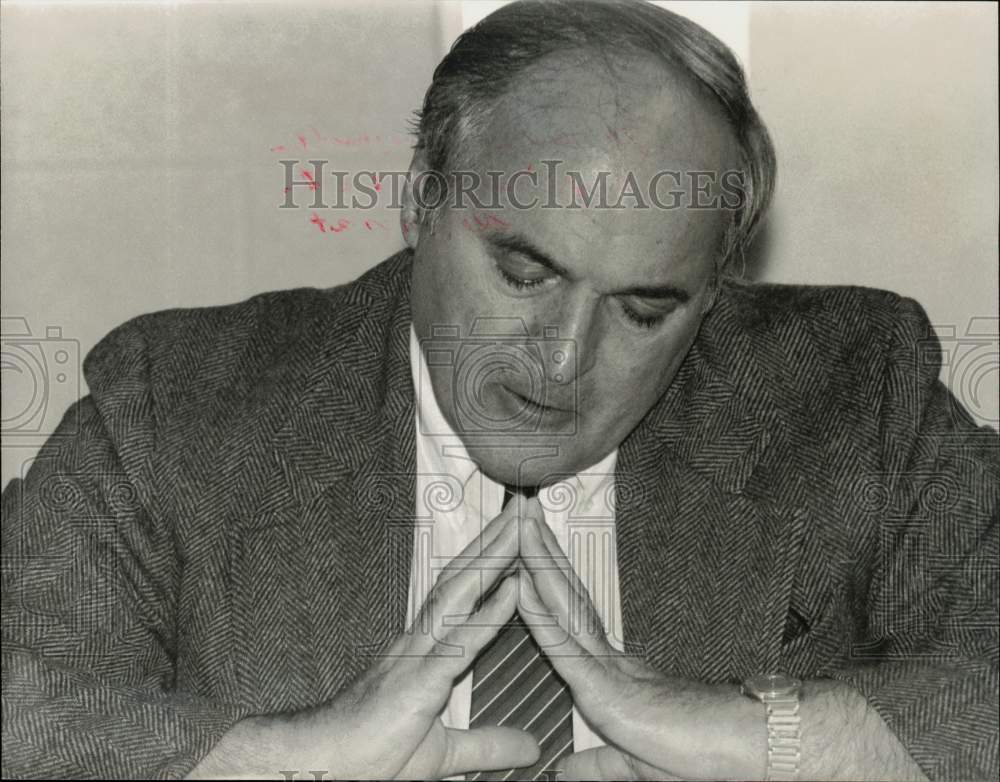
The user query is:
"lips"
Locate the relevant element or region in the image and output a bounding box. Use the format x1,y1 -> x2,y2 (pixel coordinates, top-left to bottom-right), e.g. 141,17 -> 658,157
502,384 -> 572,414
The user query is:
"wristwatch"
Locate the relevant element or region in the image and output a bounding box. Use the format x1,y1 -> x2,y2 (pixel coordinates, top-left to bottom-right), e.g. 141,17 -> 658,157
741,673 -> 802,781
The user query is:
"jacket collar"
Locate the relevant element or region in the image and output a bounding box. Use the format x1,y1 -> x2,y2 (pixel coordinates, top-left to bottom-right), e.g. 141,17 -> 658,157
265,251 -> 417,671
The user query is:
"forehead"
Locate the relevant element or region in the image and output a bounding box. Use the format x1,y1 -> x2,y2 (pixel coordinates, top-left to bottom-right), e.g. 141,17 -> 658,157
459,52 -> 738,288
477,50 -> 737,173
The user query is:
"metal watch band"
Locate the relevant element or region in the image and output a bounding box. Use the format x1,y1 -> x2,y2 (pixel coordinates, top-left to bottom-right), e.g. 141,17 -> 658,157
765,696 -> 801,781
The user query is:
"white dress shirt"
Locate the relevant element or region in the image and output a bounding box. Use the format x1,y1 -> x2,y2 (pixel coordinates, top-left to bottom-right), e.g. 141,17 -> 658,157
406,326 -> 623,753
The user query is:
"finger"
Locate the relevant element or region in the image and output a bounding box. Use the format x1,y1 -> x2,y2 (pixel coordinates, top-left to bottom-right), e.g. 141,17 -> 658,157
410,521 -> 521,663
536,517 -> 607,651
447,570 -> 519,656
441,491 -> 544,606
435,496 -> 520,588
556,746 -> 654,781
519,516 -> 607,655
410,575 -> 519,712
516,568 -> 594,688
470,492 -> 541,604
418,501 -> 519,617
522,507 -> 591,609
439,726 -> 540,778
517,503 -> 588,611
516,567 -> 574,650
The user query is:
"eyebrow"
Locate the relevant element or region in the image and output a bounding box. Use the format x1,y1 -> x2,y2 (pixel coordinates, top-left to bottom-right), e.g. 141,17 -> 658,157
484,232 -> 691,302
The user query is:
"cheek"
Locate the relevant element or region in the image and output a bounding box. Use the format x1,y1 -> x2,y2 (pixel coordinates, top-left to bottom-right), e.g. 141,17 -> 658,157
583,349 -> 662,421
623,356 -> 672,405
415,243 -> 486,326
589,312 -> 702,413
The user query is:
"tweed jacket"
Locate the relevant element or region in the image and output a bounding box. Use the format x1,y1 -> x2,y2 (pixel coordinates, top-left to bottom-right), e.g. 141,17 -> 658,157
2,250 -> 998,780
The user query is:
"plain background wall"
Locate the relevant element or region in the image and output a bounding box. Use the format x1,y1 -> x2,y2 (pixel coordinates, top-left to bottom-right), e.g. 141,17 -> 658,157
2,0 -> 997,488
748,1 -> 999,437
1,0 -> 443,485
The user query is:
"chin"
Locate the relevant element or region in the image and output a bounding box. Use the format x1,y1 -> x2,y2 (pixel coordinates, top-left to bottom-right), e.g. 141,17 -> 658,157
462,439 -> 600,488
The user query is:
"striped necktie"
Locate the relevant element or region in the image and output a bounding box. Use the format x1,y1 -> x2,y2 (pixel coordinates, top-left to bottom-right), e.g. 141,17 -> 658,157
468,485 -> 574,781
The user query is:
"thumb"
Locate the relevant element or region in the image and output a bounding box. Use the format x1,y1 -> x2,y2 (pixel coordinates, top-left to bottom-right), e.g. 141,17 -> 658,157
557,746 -> 636,780
440,726 -> 541,777
557,747 -> 679,781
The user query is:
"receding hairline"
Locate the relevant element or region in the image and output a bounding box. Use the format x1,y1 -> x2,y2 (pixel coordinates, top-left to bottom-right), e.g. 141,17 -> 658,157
448,45 -> 741,172
411,0 -> 775,268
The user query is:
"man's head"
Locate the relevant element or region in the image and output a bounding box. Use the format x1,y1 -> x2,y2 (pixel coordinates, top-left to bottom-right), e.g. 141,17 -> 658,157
402,0 -> 775,487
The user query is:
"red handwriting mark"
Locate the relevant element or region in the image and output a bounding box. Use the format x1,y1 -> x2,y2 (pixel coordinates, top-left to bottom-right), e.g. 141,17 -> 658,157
463,212 -> 511,232
283,168 -> 319,196
310,214 -> 351,234
484,213 -> 511,229
272,130 -> 408,153
332,133 -> 373,146
364,219 -> 387,232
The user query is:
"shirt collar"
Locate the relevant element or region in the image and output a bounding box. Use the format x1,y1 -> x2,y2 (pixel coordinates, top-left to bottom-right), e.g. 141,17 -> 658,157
410,324 -> 480,490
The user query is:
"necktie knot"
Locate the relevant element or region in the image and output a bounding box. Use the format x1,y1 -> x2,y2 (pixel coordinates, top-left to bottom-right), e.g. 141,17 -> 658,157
503,484 -> 538,510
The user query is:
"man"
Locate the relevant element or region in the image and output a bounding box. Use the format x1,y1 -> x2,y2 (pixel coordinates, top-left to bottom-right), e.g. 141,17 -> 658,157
2,1 -> 996,780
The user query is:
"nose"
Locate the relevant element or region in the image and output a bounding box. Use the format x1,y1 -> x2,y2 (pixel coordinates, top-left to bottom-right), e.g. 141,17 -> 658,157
544,291 -> 600,386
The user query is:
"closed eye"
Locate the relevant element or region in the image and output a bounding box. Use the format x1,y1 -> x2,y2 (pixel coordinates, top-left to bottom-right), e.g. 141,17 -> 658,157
492,249 -> 558,292
497,265 -> 548,291
618,297 -> 679,329
621,305 -> 667,329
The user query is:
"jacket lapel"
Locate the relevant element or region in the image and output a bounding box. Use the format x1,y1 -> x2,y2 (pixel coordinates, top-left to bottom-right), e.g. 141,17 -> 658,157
253,253 -> 418,701
350,289 -> 417,661
616,291 -> 807,682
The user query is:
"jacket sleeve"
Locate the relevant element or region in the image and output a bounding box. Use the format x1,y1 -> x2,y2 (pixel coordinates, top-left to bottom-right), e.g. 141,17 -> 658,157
1,319 -> 253,779
823,296 -> 999,782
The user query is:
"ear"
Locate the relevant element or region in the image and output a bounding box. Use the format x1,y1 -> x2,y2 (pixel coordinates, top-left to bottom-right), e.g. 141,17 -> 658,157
400,150 -> 429,250
701,278 -> 721,315
701,262 -> 723,315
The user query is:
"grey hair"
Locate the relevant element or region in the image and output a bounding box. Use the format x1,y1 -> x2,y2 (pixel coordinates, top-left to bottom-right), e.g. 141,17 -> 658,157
411,0 -> 776,275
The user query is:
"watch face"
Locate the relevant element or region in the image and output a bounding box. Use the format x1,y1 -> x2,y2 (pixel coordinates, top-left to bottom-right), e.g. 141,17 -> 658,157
745,673 -> 801,698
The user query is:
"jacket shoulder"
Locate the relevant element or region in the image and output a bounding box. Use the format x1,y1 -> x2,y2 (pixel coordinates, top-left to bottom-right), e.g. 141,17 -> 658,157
81,250 -> 411,431
719,279 -> 931,342
707,280 -> 938,429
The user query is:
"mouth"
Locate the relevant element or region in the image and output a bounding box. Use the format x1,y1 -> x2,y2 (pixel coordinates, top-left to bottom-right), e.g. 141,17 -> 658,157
502,384 -> 572,415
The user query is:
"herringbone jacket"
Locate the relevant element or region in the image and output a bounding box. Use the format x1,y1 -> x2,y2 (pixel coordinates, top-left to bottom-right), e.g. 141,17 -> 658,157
3,250 -> 998,780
